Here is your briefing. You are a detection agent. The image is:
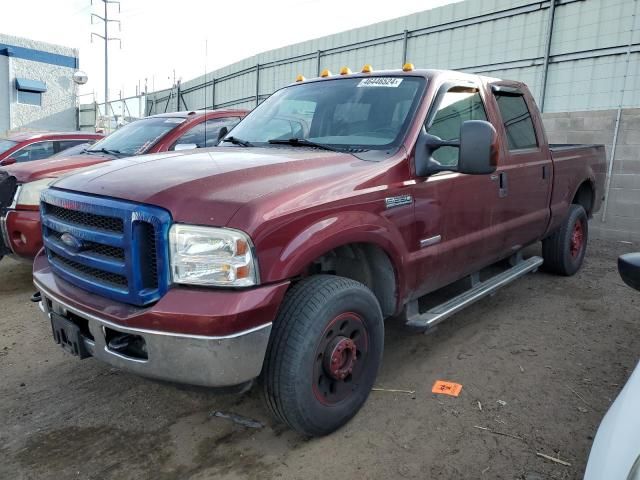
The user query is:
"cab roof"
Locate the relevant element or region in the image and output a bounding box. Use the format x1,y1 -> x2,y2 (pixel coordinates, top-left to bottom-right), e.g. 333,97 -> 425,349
290,68 -> 502,86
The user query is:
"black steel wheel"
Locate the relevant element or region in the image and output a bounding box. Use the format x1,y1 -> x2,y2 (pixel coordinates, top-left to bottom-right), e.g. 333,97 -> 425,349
542,204 -> 588,276
261,275 -> 384,437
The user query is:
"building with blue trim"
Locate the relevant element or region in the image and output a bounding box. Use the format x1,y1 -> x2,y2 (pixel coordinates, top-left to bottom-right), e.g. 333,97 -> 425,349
0,34 -> 80,135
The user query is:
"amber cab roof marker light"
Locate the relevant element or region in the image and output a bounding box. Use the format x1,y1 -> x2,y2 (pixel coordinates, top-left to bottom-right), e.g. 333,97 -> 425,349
361,64 -> 373,73
402,62 -> 415,72
339,66 -> 352,75
320,69 -> 332,78
295,74 -> 305,82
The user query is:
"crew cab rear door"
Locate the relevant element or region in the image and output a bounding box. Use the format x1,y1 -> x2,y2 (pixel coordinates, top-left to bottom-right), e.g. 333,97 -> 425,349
488,83 -> 552,249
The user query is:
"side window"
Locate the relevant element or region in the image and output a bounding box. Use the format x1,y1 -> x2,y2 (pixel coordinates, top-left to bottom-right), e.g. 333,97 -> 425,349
17,90 -> 42,106
57,140 -> 89,152
12,141 -> 55,162
172,117 -> 242,150
494,93 -> 538,150
428,87 -> 488,166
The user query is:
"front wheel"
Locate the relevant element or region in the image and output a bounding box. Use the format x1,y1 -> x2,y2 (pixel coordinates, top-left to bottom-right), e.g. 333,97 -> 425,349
261,275 -> 384,437
542,204 -> 588,276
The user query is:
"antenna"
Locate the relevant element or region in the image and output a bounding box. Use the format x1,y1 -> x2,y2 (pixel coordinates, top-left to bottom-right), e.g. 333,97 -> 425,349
90,0 -> 122,114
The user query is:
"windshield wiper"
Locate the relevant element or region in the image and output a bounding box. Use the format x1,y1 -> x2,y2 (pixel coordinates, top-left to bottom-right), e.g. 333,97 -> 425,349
221,136 -> 253,147
268,138 -> 344,153
86,147 -> 123,156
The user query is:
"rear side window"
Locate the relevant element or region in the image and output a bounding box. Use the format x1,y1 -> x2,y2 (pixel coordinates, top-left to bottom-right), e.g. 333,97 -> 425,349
494,93 -> 538,150
57,140 -> 91,152
428,86 -> 488,166
172,117 -> 242,150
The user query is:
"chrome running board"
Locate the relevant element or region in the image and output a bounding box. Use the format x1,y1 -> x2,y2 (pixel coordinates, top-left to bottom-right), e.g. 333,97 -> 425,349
406,256 -> 544,330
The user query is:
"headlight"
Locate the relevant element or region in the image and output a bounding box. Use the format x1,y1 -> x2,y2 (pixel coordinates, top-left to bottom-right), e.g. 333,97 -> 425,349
16,178 -> 55,207
169,225 -> 259,287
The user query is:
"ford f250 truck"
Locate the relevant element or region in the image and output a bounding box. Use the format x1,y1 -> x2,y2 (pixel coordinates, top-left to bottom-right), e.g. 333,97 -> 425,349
0,110 -> 247,263
32,66 -> 606,437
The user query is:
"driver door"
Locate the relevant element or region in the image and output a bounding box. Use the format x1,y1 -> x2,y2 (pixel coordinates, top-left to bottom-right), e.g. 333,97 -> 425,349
410,83 -> 507,298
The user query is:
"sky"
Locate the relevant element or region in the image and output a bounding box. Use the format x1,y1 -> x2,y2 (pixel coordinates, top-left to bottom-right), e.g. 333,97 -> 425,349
0,0 -> 460,103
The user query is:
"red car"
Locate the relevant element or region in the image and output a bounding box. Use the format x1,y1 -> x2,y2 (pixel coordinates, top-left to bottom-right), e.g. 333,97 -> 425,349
0,131 -> 103,166
0,110 -> 247,261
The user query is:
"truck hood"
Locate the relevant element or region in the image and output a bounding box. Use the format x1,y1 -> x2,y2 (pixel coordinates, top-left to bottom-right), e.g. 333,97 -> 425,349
3,153 -> 115,183
51,147 -> 370,227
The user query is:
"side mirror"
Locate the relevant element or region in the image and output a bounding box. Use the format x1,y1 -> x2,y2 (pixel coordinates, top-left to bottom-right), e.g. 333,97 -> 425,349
458,120 -> 498,175
1,158 -> 17,166
415,120 -> 497,176
174,143 -> 198,152
618,253 -> 640,291
217,126 -> 229,143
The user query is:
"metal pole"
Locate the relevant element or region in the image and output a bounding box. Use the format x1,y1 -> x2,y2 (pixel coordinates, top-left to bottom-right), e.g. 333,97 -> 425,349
602,0 -> 638,222
255,64 -> 260,106
539,0 -> 556,113
402,29 -> 409,65
212,78 -> 216,109
316,50 -> 321,76
104,0 -> 109,107
177,80 -> 181,111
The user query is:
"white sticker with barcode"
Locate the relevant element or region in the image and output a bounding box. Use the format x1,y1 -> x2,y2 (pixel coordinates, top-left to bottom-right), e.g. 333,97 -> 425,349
357,77 -> 403,88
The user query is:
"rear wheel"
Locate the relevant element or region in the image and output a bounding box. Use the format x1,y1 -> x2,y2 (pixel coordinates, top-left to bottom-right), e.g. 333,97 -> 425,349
542,204 -> 588,276
261,275 -> 384,437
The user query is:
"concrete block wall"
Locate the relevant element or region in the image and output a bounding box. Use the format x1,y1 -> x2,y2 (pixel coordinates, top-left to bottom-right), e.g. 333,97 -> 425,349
543,109 -> 640,242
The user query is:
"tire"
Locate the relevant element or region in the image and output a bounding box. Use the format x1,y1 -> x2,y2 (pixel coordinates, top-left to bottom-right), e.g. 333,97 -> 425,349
261,274 -> 384,437
542,204 -> 588,276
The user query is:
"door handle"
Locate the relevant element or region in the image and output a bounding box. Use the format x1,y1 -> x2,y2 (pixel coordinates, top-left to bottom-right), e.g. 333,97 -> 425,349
491,171 -> 508,198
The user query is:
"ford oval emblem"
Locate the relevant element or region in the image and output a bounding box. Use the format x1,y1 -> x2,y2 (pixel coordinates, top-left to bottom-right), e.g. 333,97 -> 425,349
60,232 -> 84,252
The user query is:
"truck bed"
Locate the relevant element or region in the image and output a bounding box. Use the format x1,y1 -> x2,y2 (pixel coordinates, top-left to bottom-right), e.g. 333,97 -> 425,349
547,143 -> 607,230
550,143 -> 604,151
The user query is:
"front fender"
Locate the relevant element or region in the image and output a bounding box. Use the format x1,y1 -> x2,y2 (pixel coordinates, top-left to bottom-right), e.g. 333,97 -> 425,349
258,210 -> 409,296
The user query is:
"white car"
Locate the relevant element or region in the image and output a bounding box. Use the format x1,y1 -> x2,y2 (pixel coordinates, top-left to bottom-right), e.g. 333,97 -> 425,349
584,253 -> 640,480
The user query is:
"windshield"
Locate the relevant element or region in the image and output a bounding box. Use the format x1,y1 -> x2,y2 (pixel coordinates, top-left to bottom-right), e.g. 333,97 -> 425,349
0,139 -> 18,155
87,117 -> 185,156
227,76 -> 426,151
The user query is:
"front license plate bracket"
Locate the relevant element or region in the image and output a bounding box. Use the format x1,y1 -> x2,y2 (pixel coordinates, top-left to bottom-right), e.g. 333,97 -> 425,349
50,312 -> 91,359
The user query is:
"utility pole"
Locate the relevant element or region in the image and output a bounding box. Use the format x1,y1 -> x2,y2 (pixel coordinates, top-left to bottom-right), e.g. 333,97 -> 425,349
90,0 -> 122,115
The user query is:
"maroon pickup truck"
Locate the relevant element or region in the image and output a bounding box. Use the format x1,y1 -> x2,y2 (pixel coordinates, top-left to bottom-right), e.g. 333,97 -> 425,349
0,109 -> 247,262
32,67 -> 606,437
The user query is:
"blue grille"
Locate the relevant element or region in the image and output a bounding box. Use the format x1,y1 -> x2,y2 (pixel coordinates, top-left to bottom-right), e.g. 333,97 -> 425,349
41,189 -> 172,306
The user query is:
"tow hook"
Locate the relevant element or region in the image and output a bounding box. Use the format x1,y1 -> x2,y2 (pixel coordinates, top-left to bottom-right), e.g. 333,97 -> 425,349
30,291 -> 41,303
106,331 -> 148,360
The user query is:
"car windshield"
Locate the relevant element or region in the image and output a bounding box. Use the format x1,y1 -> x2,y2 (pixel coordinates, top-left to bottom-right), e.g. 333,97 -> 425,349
0,139 -> 18,155
87,117 -> 185,156
226,76 -> 426,151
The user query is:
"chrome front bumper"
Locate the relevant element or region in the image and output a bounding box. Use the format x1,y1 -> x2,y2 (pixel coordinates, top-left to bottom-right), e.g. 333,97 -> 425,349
36,282 -> 272,387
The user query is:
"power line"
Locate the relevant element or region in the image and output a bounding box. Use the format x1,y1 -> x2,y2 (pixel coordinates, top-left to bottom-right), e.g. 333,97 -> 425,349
90,0 -> 122,108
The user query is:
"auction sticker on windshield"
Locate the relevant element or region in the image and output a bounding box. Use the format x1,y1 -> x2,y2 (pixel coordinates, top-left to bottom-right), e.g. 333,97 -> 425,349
357,77 -> 403,88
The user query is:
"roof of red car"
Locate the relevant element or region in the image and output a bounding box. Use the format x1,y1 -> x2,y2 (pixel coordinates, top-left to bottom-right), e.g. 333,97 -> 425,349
150,109 -> 248,120
4,131 -> 103,142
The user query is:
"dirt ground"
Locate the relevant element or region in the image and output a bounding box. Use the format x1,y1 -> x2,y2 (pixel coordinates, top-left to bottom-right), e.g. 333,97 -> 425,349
1,238 -> 639,480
